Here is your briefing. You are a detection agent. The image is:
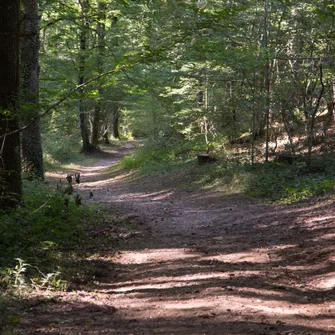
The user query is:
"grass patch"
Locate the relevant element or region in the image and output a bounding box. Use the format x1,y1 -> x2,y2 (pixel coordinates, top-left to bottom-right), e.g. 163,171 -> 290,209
192,158 -> 335,203
42,132 -> 82,169
120,138 -> 195,174
245,162 -> 335,203
0,181 -> 104,288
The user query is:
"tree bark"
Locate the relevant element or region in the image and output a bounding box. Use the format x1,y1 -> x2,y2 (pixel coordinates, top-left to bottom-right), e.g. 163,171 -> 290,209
91,1 -> 106,147
21,0 -> 44,180
0,0 -> 23,209
112,104 -> 120,139
102,132 -> 110,143
91,104 -> 100,146
307,62 -> 324,168
100,111 -> 110,143
264,0 -> 271,162
78,0 -> 94,153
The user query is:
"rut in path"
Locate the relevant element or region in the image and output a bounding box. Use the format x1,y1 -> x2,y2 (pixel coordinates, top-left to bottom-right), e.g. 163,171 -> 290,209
19,144 -> 335,335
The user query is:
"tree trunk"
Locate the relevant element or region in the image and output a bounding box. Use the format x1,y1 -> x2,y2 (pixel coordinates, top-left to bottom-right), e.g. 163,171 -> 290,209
91,103 -> 100,146
91,1 -> 106,147
102,132 -> 110,143
112,105 -> 120,139
21,0 -> 44,180
264,0 -> 271,162
100,110 -> 111,143
280,107 -> 295,153
0,0 -> 23,209
307,62 -> 324,168
78,0 -> 94,153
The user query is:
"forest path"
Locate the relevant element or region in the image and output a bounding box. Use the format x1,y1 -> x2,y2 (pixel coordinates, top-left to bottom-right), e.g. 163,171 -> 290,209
21,142 -> 335,334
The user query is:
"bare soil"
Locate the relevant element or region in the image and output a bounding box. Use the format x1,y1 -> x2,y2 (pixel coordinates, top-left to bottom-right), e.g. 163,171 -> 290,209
16,142 -> 335,334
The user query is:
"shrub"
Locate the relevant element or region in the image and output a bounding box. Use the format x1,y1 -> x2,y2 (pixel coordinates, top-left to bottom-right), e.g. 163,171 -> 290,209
245,162 -> 335,203
120,137 -> 191,171
0,181 -> 95,287
42,132 -> 82,166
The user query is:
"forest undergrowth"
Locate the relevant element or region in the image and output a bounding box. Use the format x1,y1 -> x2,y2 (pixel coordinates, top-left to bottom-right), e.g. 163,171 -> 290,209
0,176 -> 126,333
120,137 -> 335,204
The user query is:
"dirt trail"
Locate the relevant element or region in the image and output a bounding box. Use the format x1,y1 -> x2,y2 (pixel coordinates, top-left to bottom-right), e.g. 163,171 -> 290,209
19,143 -> 335,334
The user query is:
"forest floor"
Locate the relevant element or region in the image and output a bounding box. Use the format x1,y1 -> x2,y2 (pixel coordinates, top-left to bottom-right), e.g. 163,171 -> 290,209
16,141 -> 335,335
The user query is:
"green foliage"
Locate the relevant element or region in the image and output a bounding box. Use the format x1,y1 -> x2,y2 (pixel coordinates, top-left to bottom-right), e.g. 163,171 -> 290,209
42,132 -> 82,166
187,154 -> 335,203
245,162 -> 335,203
0,258 -> 66,291
120,138 -> 194,172
191,158 -> 335,203
37,0 -> 335,169
121,139 -> 335,203
0,181 -> 96,289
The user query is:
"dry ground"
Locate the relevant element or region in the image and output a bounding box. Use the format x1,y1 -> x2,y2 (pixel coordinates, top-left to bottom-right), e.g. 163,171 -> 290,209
16,142 -> 335,335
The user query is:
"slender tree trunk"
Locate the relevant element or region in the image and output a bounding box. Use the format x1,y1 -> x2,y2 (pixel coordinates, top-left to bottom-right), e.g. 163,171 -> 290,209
103,132 -> 110,144
91,1 -> 106,147
21,0 -> 44,180
0,0 -> 23,209
78,0 -> 94,153
251,73 -> 256,164
264,0 -> 271,162
112,105 -> 120,139
229,82 -> 237,141
307,62 -> 324,167
280,107 -> 295,153
100,110 -> 110,143
91,104 -> 100,146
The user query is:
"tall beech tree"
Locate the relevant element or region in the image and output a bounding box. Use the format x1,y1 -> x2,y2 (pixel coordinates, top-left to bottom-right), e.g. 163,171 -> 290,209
90,0 -> 107,147
0,0 -> 23,209
78,0 -> 95,153
21,0 -> 44,180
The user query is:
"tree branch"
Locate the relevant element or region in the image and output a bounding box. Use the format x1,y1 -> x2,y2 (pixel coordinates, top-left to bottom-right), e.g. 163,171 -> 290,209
0,65 -> 130,140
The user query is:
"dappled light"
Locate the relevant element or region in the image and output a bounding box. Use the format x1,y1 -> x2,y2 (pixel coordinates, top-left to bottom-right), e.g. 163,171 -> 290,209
202,248 -> 273,264
10,148 -> 335,334
3,0 -> 335,334
116,248 -> 203,265
14,145 -> 335,333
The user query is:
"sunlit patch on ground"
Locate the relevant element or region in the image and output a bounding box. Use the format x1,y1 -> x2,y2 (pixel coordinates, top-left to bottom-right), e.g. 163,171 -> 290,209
204,249 -> 270,263
307,271 -> 335,289
116,248 -> 203,264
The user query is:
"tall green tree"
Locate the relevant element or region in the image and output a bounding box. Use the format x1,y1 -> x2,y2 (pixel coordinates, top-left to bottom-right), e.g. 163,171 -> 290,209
90,0 -> 107,147
78,0 -> 95,153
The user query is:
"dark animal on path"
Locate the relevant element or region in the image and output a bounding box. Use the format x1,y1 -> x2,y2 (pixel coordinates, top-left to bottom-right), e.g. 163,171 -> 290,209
63,184 -> 73,195
75,173 -> 81,184
74,194 -> 82,206
66,174 -> 72,184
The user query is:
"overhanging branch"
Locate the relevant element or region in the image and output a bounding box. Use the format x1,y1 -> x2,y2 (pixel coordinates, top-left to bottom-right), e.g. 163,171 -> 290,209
0,64 -> 130,140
